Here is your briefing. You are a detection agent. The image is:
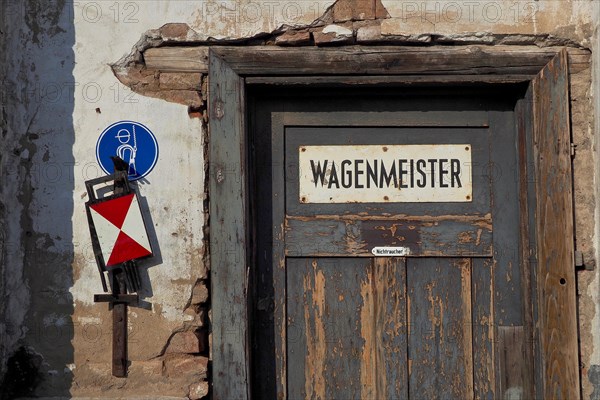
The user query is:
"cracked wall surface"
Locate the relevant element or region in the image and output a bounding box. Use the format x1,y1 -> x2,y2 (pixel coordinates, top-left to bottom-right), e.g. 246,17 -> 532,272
1,0 -> 75,397
0,0 -> 599,398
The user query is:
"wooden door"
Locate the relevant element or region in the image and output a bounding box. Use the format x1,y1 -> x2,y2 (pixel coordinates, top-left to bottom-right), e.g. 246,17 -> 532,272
249,89 -> 526,399
209,48 -> 579,400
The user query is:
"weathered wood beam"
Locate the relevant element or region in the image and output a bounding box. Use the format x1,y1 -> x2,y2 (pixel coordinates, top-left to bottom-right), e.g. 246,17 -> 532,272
142,45 -> 590,75
144,47 -> 209,72
245,75 -> 536,85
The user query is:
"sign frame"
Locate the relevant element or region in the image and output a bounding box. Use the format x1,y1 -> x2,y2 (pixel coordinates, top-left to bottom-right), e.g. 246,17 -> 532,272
298,144 -> 473,204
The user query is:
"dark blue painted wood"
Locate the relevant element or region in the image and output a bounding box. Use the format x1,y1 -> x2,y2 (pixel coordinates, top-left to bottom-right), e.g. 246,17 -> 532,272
287,257 -> 408,400
209,50 -> 250,400
407,258 -> 474,399
471,258 -> 495,399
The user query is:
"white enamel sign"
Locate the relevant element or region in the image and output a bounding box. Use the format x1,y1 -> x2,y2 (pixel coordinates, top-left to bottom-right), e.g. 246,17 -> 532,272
371,247 -> 411,256
299,144 -> 472,203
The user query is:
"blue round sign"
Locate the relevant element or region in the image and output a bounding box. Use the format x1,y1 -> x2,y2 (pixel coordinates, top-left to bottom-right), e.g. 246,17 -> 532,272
96,121 -> 159,181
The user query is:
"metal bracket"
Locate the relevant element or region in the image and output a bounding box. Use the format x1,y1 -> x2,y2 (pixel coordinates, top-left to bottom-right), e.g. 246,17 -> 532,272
85,170 -> 132,292
575,250 -> 583,267
94,294 -> 139,304
574,250 -> 594,271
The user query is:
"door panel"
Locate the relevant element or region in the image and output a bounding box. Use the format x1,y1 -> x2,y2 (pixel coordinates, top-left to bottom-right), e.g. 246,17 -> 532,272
249,91 -> 525,400
284,215 -> 493,258
284,126 -> 493,258
407,257 -> 474,399
287,257 -> 408,400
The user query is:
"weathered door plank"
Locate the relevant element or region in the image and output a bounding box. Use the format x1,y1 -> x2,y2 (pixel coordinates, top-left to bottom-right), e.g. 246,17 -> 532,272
531,50 -> 580,399
498,326 -> 530,399
407,258 -> 474,399
209,50 -> 250,400
371,257 -> 409,400
285,215 -> 492,257
271,110 -> 288,400
489,110 -> 534,397
287,257 -> 408,400
471,258 -> 495,400
516,83 -> 538,399
212,46 -> 564,76
489,110 -> 523,327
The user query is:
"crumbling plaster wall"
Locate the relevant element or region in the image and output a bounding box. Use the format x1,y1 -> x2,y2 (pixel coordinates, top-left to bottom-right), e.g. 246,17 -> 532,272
0,1 -> 229,398
0,0 -> 599,399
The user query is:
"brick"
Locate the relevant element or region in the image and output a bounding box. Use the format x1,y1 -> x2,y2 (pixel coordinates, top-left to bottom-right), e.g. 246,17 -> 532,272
159,72 -> 202,91
183,307 -> 206,329
375,0 -> 390,19
189,381 -> 210,399
314,25 -> 354,46
145,90 -> 203,108
159,23 -> 192,41
275,30 -> 311,46
166,331 -> 201,354
128,359 -> 164,377
191,282 -> 209,305
333,0 -> 375,22
356,23 -> 382,42
114,65 -> 159,91
164,355 -> 208,380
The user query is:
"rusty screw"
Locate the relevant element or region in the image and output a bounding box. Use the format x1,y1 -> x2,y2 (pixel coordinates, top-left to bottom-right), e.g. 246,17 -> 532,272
301,196 -> 307,203
382,146 -> 388,152
383,196 -> 389,201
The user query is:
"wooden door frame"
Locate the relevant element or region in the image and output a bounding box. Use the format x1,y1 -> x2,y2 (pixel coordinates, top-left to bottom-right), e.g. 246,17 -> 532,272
209,46 -> 579,399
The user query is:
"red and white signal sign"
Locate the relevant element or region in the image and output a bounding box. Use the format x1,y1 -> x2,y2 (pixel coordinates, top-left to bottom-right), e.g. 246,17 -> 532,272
89,193 -> 152,267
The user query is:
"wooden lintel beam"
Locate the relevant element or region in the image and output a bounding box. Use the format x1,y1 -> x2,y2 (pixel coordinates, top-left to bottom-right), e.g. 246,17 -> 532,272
144,47 -> 209,72
142,45 -> 590,75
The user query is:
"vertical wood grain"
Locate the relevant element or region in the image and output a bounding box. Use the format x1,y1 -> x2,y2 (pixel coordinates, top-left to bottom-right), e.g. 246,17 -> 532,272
370,258 -> 409,400
498,326 -> 529,398
532,50 -> 580,399
489,109 -> 534,398
471,258 -> 495,400
271,111 -> 288,400
516,88 -> 537,398
209,50 -> 250,400
287,258 -> 408,400
407,258 -> 474,399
